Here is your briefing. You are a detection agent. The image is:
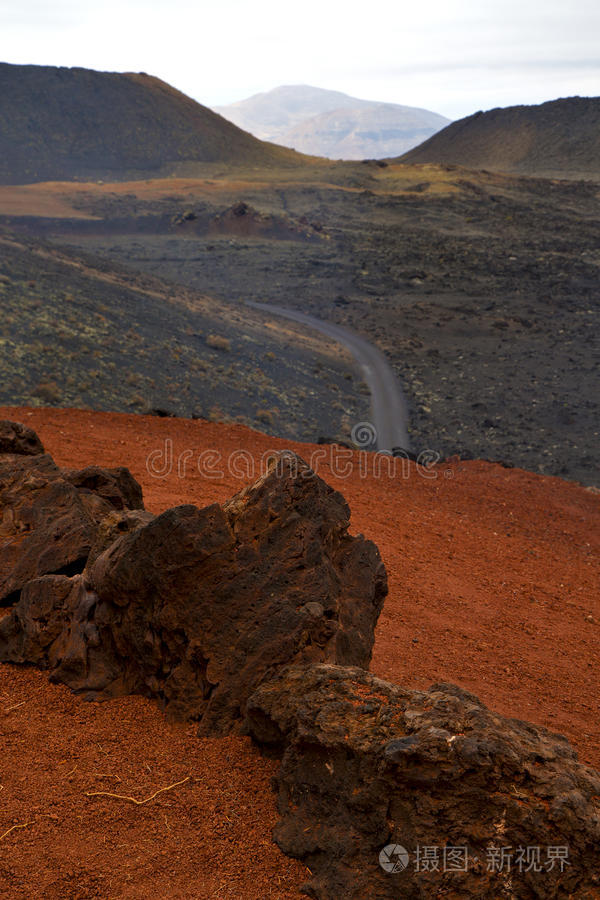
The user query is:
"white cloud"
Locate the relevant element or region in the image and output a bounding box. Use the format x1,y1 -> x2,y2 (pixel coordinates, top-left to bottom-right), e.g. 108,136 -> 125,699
1,0 -> 598,118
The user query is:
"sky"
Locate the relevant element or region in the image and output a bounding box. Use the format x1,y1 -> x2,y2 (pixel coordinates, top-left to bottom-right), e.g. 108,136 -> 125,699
1,0 -> 599,119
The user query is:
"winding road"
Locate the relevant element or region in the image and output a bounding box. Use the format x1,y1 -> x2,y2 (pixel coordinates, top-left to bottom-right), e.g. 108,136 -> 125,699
246,301 -> 411,453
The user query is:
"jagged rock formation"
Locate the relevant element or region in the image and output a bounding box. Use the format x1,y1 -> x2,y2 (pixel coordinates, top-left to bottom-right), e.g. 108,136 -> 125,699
3,420 -> 599,899
247,664 -> 600,899
0,420 -> 45,456
0,422 -> 145,605
62,466 -> 144,512
0,434 -> 387,734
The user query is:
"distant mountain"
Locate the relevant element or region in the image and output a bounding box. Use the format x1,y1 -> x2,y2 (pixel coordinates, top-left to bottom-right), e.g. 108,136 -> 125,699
0,63 -> 298,185
401,97 -> 600,180
214,85 -> 450,159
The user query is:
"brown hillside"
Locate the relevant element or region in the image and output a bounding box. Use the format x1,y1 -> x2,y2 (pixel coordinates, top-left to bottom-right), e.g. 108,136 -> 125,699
0,407 -> 598,897
401,96 -> 600,179
0,63 -> 300,185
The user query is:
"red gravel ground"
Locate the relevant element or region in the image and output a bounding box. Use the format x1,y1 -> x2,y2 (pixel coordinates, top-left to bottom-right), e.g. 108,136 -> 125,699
1,406 -> 598,899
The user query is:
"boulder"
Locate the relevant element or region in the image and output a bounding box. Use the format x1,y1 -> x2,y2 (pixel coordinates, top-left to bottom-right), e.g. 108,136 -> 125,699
0,422 -> 145,605
247,664 -> 600,900
0,420 -> 45,456
0,452 -> 387,734
63,465 -> 145,511
86,508 -> 155,566
0,574 -> 81,665
0,453 -> 110,604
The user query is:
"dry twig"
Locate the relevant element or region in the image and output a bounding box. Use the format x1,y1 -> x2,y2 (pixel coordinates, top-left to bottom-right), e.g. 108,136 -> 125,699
85,775 -> 190,805
0,822 -> 32,842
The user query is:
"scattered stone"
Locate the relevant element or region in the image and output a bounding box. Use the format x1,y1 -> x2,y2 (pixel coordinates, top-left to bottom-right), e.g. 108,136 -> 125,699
316,436 -> 353,449
247,664 -> 600,900
147,407 -> 176,418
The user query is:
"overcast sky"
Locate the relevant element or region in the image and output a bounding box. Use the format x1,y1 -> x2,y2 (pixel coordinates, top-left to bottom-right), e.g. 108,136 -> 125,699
2,0 -> 598,119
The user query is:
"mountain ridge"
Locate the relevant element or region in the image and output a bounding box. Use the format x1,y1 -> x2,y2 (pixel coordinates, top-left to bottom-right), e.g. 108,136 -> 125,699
214,84 -> 450,159
401,95 -> 600,179
0,62 -> 300,185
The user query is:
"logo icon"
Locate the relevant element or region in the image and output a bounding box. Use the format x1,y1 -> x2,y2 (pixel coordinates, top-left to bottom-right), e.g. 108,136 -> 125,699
379,844 -> 410,873
351,421 -> 377,449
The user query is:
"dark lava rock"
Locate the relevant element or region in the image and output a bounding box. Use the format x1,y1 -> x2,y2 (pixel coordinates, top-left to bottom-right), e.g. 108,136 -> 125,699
0,574 -> 82,665
246,664 -> 600,900
0,422 -> 145,605
0,453 -> 387,735
63,465 -> 144,511
86,508 -> 155,566
0,419 -> 45,456
0,453 -> 112,604
147,407 -> 176,418
317,436 -> 353,449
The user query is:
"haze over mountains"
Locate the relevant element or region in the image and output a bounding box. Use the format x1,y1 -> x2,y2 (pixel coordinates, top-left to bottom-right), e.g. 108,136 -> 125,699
0,62 -> 298,185
214,85 -> 451,159
401,96 -> 600,179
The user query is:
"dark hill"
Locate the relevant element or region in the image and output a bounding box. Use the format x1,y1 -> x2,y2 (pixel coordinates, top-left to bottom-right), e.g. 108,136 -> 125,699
0,63 -> 299,184
400,96 -> 600,180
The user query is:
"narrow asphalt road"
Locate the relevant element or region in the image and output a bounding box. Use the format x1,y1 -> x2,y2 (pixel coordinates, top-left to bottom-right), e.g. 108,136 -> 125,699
246,301 -> 411,453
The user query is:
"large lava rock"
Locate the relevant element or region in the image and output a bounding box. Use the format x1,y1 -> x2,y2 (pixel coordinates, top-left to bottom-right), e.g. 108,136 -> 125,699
62,465 -> 144,512
247,664 -> 600,900
0,422 -> 146,605
0,420 -> 45,456
0,452 -> 387,734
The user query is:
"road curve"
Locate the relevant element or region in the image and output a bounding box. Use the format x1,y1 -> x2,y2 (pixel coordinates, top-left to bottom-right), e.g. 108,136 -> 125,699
246,301 -> 411,453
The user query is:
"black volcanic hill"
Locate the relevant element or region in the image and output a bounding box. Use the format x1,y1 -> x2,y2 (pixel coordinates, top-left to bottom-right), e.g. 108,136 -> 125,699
401,96 -> 600,180
0,63 -> 299,184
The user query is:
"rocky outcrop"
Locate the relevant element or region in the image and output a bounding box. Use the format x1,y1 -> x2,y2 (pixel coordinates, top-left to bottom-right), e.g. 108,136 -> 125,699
0,420 -> 45,456
62,465 -> 144,511
0,424 -> 146,605
207,202 -> 320,242
2,420 -> 599,899
247,664 -> 600,900
86,508 -> 154,566
0,451 -> 387,734
0,453 -> 113,604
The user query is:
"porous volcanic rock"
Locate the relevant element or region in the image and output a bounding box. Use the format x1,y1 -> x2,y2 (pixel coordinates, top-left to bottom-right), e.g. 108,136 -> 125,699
0,453 -> 387,734
86,508 -> 155,566
0,574 -> 82,665
246,664 -> 600,900
63,465 -> 145,511
0,419 -> 45,456
0,421 -> 145,605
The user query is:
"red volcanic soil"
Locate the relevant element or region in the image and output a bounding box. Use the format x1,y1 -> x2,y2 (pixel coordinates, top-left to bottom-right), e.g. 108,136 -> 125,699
1,406 -> 598,899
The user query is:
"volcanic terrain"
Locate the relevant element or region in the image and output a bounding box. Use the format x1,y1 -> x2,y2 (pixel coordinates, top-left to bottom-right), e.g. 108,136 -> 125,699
0,406 -> 598,898
1,65 -> 599,487
401,96 -> 600,180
